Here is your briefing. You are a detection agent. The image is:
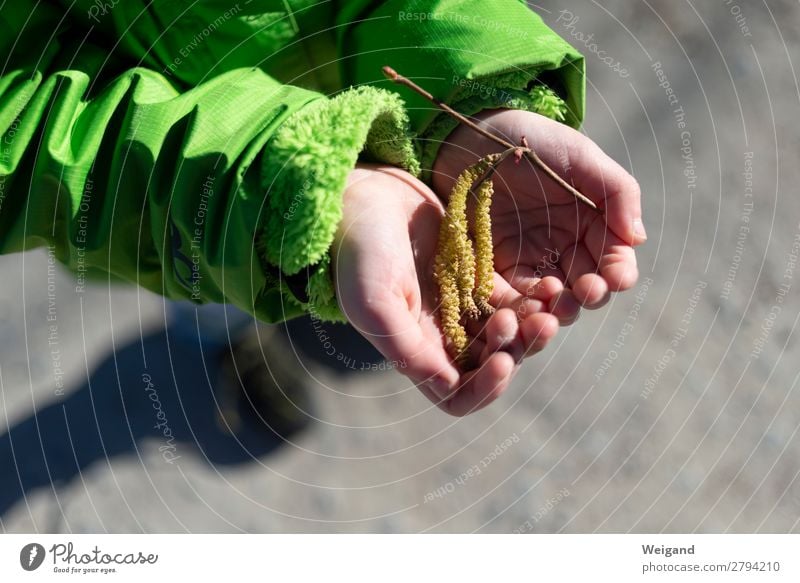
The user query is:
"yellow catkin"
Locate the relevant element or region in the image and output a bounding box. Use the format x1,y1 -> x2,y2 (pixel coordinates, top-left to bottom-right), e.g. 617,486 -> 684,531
434,159 -> 496,362
448,165 -> 481,320
434,213 -> 466,359
473,178 -> 495,317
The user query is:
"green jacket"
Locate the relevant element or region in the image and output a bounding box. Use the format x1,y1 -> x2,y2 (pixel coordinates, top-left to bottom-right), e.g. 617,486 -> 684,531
0,0 -> 584,323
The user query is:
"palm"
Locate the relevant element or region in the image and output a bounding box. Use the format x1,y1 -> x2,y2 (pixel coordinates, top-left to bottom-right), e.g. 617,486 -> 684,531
432,109 -> 643,311
333,165 -> 557,416
334,166 -> 443,355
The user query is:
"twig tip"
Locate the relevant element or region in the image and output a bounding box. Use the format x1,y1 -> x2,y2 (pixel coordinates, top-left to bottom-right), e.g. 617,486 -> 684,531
382,66 -> 398,80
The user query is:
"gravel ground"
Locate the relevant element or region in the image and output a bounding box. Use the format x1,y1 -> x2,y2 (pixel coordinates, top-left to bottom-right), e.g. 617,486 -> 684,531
1,0 -> 799,533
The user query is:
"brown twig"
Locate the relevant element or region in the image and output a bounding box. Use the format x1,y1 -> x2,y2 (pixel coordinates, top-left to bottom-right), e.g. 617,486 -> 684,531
382,66 -> 601,214
468,147 -> 518,202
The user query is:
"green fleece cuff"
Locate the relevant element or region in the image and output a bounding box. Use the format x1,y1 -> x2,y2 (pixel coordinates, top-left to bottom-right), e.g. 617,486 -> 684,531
259,86 -> 419,322
418,74 -> 571,181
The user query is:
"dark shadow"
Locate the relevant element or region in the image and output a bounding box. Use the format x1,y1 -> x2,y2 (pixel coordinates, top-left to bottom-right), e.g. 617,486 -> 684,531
0,326 -> 287,518
0,309 -> 385,519
281,316 -> 385,374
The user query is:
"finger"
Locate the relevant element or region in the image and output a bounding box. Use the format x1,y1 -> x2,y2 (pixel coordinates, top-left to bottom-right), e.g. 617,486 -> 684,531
441,352 -> 517,417
584,220 -> 640,292
349,296 -> 460,401
472,274 -> 548,326
465,308 -> 522,359
487,275 -> 549,321
572,275 -> 610,308
487,273 -> 525,310
548,289 -> 581,325
493,263 -> 577,325
573,139 -> 646,247
478,308 -> 522,362
464,336 -> 488,367
467,273 -> 552,328
519,312 -> 560,357
561,241 -> 596,286
506,115 -> 645,247
503,266 -> 565,302
465,315 -> 491,342
560,242 -> 609,308
417,337 -> 488,408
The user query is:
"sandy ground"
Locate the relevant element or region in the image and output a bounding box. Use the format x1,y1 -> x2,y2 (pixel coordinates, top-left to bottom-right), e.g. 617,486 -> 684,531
1,1 -> 799,533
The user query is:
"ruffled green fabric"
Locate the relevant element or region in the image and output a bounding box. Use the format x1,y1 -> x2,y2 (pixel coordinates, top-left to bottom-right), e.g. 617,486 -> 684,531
259,86 -> 419,322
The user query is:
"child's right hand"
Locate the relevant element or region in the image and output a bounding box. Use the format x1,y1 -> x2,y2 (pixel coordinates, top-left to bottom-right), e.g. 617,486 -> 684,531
332,164 -> 562,416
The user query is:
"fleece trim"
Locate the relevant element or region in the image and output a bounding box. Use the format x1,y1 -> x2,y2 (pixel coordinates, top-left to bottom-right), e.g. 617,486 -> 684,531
259,85 -> 419,321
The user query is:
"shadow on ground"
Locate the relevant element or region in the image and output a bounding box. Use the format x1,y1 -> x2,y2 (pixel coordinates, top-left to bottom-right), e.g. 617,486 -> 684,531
0,326 -> 287,517
0,314 -> 384,519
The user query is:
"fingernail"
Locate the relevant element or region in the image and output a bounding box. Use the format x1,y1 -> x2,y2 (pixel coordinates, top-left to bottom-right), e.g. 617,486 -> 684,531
632,219 -> 647,242
426,377 -> 453,400
496,334 -> 516,348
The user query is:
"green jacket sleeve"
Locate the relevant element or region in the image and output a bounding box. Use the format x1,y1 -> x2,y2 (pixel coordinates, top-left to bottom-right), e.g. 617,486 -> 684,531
0,1 -> 418,323
334,0 -> 586,173
0,0 -> 584,325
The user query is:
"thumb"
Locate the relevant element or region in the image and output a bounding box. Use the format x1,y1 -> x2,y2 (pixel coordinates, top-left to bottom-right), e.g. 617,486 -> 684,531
506,113 -> 647,247
572,138 -> 646,246
344,294 -> 461,401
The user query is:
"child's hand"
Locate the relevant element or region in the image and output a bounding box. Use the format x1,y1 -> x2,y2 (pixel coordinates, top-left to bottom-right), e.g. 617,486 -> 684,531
432,109 -> 645,321
332,164 -> 560,416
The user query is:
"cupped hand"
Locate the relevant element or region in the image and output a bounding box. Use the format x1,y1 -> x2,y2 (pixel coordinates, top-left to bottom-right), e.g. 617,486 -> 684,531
432,108 -> 645,325
332,164 -> 559,416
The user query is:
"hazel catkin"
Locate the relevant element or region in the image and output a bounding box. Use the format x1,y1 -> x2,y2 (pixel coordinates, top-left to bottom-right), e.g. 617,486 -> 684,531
433,159 -> 496,362
434,213 -> 467,359
473,177 -> 496,317
451,163 -> 482,319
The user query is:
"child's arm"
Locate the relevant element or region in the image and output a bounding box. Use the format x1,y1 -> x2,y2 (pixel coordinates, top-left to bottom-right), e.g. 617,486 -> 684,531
0,1 -> 419,323
329,2 -> 644,413
335,0 -> 586,173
